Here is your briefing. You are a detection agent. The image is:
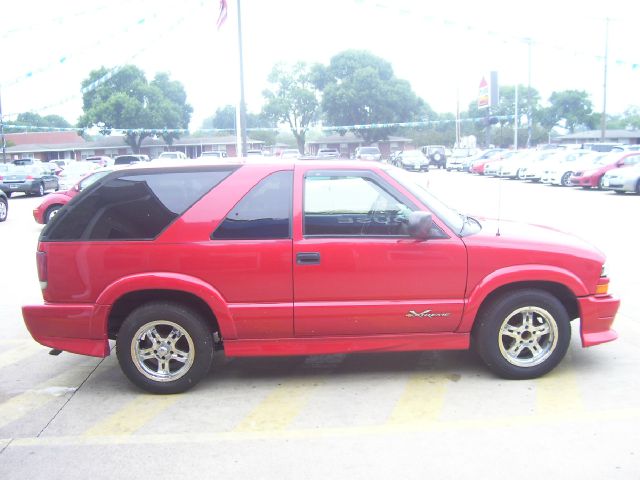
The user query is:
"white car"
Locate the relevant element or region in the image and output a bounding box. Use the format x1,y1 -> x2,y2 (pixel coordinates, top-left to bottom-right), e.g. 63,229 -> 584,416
197,151 -> 228,160
540,150 -> 593,186
602,162 -> 640,194
157,151 -> 188,160
57,161 -> 100,190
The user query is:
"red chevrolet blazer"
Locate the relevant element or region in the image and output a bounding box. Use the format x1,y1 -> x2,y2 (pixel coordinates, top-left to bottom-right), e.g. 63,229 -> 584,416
23,160 -> 619,393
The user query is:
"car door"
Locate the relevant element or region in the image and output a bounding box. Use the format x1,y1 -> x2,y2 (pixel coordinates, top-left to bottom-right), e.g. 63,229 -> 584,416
292,166 -> 467,337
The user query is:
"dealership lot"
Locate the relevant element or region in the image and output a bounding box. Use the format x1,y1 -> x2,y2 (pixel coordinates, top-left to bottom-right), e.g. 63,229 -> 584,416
1,169 -> 639,478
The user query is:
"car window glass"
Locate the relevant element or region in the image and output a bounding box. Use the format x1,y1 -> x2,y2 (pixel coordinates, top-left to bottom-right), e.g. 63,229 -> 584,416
43,169 -> 235,241
211,171 -> 293,240
304,174 -> 413,236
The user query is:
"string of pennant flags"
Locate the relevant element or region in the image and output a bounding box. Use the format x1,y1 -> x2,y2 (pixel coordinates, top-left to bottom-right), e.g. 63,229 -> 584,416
3,115 -> 516,135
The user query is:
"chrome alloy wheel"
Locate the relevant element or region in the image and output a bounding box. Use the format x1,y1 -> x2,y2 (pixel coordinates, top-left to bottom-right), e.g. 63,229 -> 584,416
498,306 -> 558,368
131,320 -> 195,382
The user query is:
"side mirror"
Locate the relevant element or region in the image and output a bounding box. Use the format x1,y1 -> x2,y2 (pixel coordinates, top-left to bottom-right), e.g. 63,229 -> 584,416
407,211 -> 433,240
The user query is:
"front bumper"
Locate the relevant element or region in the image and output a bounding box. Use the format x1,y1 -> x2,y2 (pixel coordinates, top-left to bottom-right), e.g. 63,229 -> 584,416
22,303 -> 111,357
570,176 -> 597,187
402,163 -> 429,172
578,294 -> 620,347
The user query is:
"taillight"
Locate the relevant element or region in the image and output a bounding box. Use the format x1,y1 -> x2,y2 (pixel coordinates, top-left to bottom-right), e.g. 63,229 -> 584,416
36,251 -> 48,289
26,175 -> 34,180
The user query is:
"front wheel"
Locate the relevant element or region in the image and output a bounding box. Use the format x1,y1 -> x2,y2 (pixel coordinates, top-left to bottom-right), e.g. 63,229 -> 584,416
0,198 -> 7,222
561,171 -> 573,187
474,289 -> 571,379
44,205 -> 62,224
116,302 -> 214,394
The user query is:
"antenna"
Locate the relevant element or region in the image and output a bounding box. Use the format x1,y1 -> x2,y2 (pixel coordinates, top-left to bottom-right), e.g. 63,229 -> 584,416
496,165 -> 502,237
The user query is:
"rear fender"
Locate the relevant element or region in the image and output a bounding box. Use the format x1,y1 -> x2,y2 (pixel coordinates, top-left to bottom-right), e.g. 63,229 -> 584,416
95,272 -> 237,339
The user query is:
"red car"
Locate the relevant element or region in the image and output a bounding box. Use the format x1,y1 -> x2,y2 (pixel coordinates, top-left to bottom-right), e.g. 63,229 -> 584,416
33,168 -> 113,224
23,160 -> 619,393
469,150 -> 506,175
570,151 -> 640,189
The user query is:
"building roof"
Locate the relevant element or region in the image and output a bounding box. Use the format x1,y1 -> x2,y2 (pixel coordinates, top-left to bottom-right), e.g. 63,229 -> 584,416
307,133 -> 413,144
557,129 -> 640,140
5,131 -> 85,146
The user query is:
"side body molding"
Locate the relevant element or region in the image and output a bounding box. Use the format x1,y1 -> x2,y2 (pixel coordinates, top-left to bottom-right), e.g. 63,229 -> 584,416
457,265 -> 589,333
95,272 -> 237,339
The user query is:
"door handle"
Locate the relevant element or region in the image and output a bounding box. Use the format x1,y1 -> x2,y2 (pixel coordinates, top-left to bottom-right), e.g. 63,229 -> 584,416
296,252 -> 321,265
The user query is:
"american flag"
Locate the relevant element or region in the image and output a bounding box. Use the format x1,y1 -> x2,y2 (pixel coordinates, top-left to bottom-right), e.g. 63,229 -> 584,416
217,0 -> 228,30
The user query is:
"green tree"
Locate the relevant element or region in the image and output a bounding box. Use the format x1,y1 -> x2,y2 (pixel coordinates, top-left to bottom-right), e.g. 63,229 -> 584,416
316,50 -> 425,144
540,90 -> 593,133
78,65 -> 192,152
261,62 -> 319,154
200,105 -> 278,146
5,112 -> 72,131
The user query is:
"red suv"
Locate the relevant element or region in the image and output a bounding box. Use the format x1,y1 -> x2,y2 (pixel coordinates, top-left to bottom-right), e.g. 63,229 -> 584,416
23,161 -> 620,393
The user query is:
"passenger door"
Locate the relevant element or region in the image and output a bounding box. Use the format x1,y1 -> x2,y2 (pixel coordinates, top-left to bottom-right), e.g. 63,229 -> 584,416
292,167 -> 467,337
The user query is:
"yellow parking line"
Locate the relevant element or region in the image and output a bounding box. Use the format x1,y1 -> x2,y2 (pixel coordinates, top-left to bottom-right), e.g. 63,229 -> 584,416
0,341 -> 45,370
84,395 -> 180,437
0,362 -> 97,430
234,378 -> 323,432
387,373 -> 448,425
536,365 -> 584,416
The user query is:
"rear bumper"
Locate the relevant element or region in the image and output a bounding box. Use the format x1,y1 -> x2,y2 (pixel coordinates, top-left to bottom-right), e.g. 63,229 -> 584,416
22,303 -> 110,357
578,294 -> 620,347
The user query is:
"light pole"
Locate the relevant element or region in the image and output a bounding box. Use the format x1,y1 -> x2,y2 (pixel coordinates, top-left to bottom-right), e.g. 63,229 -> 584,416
600,17 -> 609,141
0,86 -> 6,163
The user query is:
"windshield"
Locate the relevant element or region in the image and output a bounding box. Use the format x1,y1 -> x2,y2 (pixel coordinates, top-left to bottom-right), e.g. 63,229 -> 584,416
386,167 -> 479,236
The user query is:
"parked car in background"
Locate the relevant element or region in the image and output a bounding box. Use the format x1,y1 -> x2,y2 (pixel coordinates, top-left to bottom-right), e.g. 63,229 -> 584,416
469,149 -> 506,175
279,149 -> 300,160
394,150 -> 429,171
57,161 -> 99,190
495,150 -> 535,179
33,168 -> 114,224
483,151 -> 519,177
114,154 -> 150,165
157,152 -> 188,161
421,145 -> 447,169
517,150 -> 561,181
0,189 -> 7,222
570,151 -> 640,189
446,148 -> 478,171
85,156 -> 113,168
197,151 -> 228,160
540,150 -> 593,186
0,163 -> 59,197
355,146 -> 382,161
11,158 -> 38,166
602,163 -> 640,194
246,150 -> 264,157
317,148 -> 341,159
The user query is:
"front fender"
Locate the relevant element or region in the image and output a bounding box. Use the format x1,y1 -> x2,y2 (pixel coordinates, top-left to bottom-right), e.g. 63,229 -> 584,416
457,265 -> 588,333
95,272 -> 237,339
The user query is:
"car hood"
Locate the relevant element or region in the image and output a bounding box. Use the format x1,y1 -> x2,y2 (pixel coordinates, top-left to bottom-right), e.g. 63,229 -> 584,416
461,218 -> 605,295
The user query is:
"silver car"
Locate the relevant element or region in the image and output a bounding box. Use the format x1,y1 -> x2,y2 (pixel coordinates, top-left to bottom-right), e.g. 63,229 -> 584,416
602,163 -> 640,194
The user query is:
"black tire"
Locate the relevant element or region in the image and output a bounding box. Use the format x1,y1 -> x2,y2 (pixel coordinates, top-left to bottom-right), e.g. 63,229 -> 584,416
560,172 -> 572,187
0,198 -> 7,222
597,176 -> 605,190
36,183 -> 45,197
44,205 -> 62,224
5,192 -> 11,198
474,289 -> 571,380
116,301 -> 214,394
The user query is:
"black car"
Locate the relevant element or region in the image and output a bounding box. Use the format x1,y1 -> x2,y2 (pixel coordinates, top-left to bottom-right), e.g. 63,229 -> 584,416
0,189 -> 7,222
0,164 -> 59,197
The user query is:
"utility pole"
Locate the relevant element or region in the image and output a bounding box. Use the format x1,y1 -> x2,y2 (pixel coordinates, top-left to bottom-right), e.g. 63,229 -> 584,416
600,17 -> 609,141
0,86 -> 6,163
514,83 -> 518,150
235,0 -> 248,157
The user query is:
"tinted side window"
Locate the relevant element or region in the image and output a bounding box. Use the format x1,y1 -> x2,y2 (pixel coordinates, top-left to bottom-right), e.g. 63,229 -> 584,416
44,169 -> 234,241
304,174 -> 413,236
211,171 -> 293,240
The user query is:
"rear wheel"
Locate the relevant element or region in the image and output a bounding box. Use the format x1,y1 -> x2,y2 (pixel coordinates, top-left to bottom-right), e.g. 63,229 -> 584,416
561,172 -> 573,187
36,183 -> 45,196
474,289 -> 571,379
116,302 -> 214,394
44,205 -> 62,224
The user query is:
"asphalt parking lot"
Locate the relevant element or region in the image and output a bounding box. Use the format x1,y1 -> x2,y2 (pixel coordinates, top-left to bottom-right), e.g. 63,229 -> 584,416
1,169 -> 639,478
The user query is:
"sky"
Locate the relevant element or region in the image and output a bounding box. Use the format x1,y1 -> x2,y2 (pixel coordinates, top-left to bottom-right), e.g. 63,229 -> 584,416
1,0 -> 639,132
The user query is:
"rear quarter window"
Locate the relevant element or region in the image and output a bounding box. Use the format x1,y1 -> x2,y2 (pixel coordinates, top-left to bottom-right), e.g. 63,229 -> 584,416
42,168 -> 236,241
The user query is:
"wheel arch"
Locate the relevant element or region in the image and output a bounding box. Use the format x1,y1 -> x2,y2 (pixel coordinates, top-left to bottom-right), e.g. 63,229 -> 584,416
468,281 -> 578,336
96,273 -> 237,341
458,267 -> 585,334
